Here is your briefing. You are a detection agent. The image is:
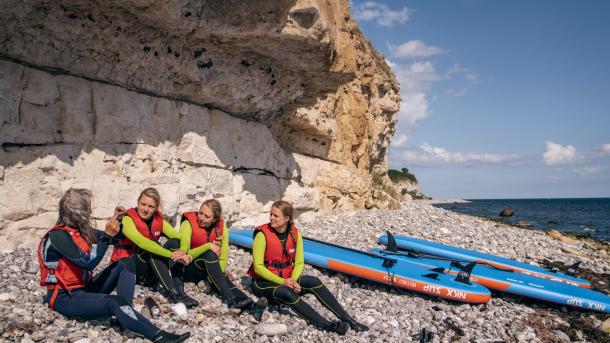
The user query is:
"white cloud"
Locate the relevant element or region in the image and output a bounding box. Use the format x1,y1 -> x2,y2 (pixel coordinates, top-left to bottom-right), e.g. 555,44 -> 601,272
601,144 -> 610,154
446,63 -> 479,83
395,143 -> 521,166
353,2 -> 409,27
388,61 -> 443,131
543,141 -> 582,166
389,40 -> 445,59
391,133 -> 408,148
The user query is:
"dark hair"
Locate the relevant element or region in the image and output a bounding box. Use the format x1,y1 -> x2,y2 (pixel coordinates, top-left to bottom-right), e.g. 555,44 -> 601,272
56,188 -> 96,245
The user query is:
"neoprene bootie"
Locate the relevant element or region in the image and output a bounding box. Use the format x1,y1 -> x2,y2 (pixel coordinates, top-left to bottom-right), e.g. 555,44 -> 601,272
249,297 -> 268,321
173,278 -> 200,308
166,289 -> 198,309
153,330 -> 191,343
326,320 -> 349,335
344,315 -> 369,332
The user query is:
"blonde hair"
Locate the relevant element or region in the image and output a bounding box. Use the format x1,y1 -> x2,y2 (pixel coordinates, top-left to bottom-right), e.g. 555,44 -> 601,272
57,188 -> 96,245
138,187 -> 163,213
201,199 -> 222,225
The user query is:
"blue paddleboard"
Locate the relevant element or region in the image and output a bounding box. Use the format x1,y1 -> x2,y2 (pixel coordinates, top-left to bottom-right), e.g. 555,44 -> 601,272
371,247 -> 610,313
230,229 -> 491,304
378,234 -> 591,289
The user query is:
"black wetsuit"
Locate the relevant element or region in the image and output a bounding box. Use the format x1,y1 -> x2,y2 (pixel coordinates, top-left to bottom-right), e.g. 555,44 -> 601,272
42,230 -> 161,339
250,230 -> 357,331
165,237 -> 252,307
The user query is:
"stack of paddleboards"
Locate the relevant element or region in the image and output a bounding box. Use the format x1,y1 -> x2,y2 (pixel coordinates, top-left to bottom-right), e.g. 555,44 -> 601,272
376,232 -> 610,313
229,229 -> 610,313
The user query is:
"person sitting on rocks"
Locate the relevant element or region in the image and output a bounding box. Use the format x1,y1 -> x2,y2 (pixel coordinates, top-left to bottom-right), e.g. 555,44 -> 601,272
248,200 -> 368,335
38,188 -> 190,343
109,187 -> 198,308
166,199 -> 267,319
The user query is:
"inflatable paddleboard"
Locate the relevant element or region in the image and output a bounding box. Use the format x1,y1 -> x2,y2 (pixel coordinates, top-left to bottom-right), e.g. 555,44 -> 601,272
378,234 -> 591,288
371,246 -> 610,313
230,229 -> 491,304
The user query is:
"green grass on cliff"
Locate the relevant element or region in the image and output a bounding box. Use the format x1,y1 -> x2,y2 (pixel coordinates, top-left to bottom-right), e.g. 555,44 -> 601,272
388,168 -> 417,183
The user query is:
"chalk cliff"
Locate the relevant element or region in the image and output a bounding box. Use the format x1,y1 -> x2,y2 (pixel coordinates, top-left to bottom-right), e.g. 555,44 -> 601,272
0,0 -> 400,248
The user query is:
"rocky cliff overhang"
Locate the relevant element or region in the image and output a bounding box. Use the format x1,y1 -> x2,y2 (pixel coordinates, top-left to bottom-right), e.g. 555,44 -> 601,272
0,0 -> 401,248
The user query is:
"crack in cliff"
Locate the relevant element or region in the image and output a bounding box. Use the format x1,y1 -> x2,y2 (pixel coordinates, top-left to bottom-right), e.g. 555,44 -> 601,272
0,54 -> 259,123
176,159 -> 298,183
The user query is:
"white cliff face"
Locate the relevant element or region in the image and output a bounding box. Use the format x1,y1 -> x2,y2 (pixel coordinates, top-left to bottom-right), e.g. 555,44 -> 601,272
0,0 -> 400,248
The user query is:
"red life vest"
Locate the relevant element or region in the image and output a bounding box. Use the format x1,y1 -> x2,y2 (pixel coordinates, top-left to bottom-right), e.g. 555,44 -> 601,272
248,224 -> 299,280
181,211 -> 224,249
38,225 -> 92,311
110,208 -> 163,262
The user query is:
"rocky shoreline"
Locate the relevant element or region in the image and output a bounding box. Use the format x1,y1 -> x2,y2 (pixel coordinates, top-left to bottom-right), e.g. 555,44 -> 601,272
1,202 -> 609,342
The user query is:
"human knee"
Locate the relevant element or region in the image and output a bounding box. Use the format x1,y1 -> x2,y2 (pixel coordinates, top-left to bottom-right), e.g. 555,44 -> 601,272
164,238 -> 181,250
300,275 -> 323,288
117,258 -> 136,273
274,285 -> 299,303
202,249 -> 219,260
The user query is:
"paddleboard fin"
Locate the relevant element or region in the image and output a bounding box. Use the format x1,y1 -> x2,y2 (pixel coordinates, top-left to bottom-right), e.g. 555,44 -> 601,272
454,262 -> 476,285
422,273 -> 439,280
386,231 -> 398,252
430,267 -> 446,274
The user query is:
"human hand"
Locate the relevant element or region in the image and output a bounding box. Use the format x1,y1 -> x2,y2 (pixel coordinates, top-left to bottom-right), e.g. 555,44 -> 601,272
210,242 -> 221,256
171,250 -> 186,261
176,254 -> 192,265
283,279 -> 301,293
104,218 -> 120,236
113,206 -> 126,220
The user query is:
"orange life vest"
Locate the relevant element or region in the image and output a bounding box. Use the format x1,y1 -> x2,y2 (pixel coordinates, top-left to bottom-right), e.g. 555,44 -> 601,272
110,208 -> 163,262
181,211 -> 224,249
248,223 -> 299,280
38,225 -> 92,311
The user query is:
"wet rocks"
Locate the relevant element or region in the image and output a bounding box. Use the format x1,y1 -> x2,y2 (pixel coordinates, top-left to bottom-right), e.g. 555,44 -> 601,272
499,207 -> 514,217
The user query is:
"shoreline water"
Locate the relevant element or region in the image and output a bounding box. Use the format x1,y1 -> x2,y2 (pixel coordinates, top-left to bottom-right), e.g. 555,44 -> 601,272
431,197 -> 610,243
1,202 -> 609,342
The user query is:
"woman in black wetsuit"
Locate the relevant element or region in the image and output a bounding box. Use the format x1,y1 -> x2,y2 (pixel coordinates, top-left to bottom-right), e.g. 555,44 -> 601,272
38,188 -> 190,343
167,199 -> 267,319
248,200 -> 368,334
109,187 -> 197,308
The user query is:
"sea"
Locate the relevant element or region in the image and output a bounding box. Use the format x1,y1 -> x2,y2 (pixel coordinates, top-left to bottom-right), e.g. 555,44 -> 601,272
433,198 -> 610,242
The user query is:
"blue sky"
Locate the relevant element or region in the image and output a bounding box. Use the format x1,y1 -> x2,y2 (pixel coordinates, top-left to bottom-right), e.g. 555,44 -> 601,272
351,0 -> 610,199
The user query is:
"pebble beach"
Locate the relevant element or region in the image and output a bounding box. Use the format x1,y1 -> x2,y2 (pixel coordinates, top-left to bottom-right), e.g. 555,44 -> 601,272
1,202 -> 609,343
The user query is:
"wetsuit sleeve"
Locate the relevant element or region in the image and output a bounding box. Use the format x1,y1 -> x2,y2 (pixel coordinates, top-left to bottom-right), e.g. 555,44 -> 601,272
179,220 -> 193,252
290,231 -> 304,281
47,230 -> 108,270
122,216 -> 172,258
252,231 -> 285,284
184,221 -> 216,259
162,220 -> 181,240
219,223 -> 229,273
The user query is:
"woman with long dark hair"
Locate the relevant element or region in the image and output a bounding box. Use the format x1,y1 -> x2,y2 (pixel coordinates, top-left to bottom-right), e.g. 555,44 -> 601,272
38,188 -> 189,342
